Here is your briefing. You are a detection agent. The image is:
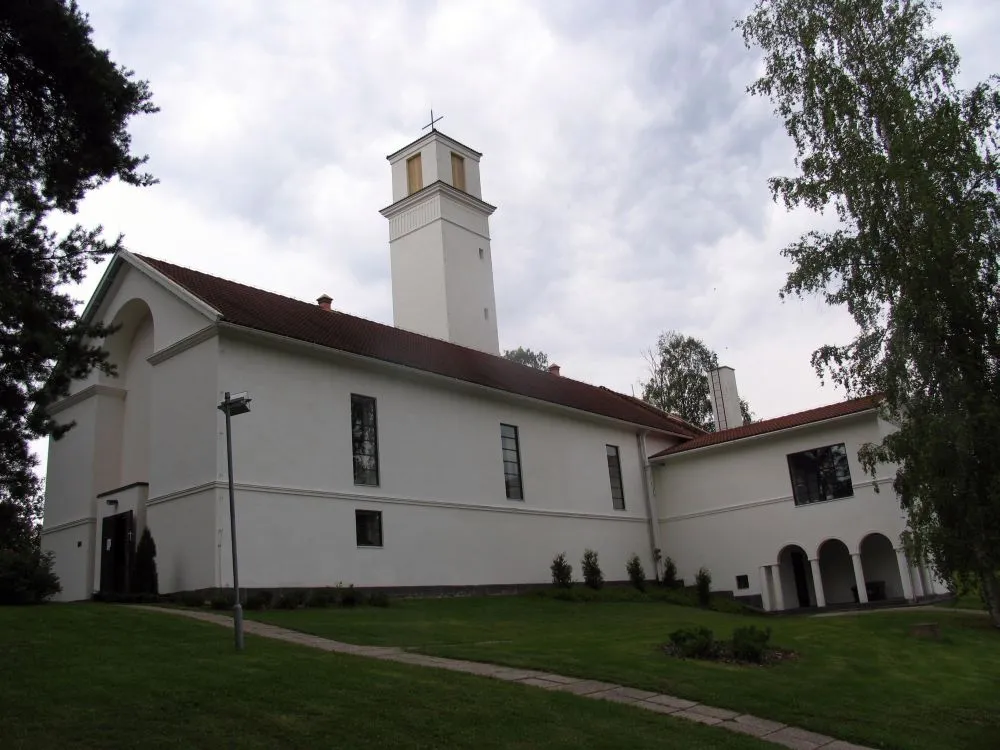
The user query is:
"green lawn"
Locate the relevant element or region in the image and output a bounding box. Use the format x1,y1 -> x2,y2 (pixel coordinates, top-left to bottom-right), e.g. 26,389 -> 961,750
249,595 -> 1000,750
0,605 -> 767,750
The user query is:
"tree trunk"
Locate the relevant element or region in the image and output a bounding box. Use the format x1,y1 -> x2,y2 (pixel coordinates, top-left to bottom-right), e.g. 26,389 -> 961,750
980,570 -> 1000,628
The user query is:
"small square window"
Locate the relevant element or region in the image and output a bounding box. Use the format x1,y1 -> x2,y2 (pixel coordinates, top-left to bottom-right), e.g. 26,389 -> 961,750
356,510 -> 383,547
736,574 -> 749,590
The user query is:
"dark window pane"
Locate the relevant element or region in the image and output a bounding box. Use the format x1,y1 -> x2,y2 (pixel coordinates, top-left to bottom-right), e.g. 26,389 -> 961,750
355,510 -> 383,547
787,443 -> 853,506
736,575 -> 749,590
500,424 -> 522,500
606,445 -> 625,510
351,395 -> 379,486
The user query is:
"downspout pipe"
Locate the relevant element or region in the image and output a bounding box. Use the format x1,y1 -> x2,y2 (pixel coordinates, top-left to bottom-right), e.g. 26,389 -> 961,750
636,431 -> 663,578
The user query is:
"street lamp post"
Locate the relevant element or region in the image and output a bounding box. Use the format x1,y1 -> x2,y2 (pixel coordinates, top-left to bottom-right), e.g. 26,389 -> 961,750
219,391 -> 252,651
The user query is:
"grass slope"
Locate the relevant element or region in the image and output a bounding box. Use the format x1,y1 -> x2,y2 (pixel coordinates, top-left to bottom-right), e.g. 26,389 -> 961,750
251,595 -> 1000,750
0,604 -> 767,750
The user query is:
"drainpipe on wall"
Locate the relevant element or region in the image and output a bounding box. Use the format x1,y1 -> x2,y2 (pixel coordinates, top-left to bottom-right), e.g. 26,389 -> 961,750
636,431 -> 663,577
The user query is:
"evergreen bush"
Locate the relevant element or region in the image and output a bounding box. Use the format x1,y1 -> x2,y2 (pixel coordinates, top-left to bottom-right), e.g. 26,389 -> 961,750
626,553 -> 646,591
133,527 -> 158,595
695,566 -> 712,606
550,552 -> 573,588
661,556 -> 679,588
581,549 -> 604,590
731,625 -> 772,664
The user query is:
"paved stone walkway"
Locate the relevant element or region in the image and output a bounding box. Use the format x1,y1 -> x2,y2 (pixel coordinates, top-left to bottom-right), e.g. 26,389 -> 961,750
134,605 -> 871,750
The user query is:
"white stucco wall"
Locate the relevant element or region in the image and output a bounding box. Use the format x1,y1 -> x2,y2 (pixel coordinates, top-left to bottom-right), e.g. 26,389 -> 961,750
652,413 -> 916,603
389,216 -> 450,340
441,220 -> 500,354
147,488 -> 218,592
120,318 -> 154,486
215,333 -> 659,588
42,260 -> 219,599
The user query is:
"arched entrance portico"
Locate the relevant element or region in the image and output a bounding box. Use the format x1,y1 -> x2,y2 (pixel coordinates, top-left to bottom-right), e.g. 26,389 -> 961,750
777,544 -> 816,608
860,532 -> 906,601
817,538 -> 855,605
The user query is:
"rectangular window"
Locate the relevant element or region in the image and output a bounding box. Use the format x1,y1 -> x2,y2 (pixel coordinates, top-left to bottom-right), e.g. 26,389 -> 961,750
406,153 -> 422,194
355,510 -> 383,547
500,423 -> 523,500
451,152 -> 466,191
606,445 -> 625,510
351,394 -> 379,486
787,442 -> 854,506
736,574 -> 749,590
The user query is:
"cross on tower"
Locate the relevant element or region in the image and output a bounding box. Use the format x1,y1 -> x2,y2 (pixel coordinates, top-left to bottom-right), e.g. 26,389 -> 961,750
422,108 -> 443,132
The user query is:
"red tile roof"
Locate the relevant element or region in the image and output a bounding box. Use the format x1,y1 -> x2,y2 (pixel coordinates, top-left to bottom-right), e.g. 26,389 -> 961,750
648,394 -> 882,459
135,254 -> 703,438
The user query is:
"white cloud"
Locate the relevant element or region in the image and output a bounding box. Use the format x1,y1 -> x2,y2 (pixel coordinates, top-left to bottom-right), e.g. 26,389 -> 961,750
54,0 -> 997,432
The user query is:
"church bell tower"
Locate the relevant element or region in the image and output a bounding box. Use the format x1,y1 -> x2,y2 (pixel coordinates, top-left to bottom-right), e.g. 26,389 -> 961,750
379,122 -> 500,354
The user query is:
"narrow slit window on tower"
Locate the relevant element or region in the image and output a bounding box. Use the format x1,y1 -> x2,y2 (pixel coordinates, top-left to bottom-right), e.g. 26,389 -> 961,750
484,307 -> 489,320
406,153 -> 422,195
451,152 -> 466,191
479,247 -> 484,260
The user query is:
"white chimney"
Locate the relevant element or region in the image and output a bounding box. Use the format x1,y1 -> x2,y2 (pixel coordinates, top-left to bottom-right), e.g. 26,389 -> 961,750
548,364 -> 561,376
317,294 -> 332,311
707,366 -> 741,431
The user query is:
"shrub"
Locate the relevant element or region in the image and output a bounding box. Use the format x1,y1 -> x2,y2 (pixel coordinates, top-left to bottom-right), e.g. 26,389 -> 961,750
133,527 -> 158,596
626,554 -> 646,591
668,626 -> 716,659
581,549 -> 603,590
695,566 -> 712,606
731,625 -> 772,664
209,594 -> 233,610
0,546 -> 61,605
176,590 -> 207,608
661,556 -> 679,588
338,584 -> 361,607
275,589 -> 305,609
652,548 -> 662,583
305,588 -> 337,608
368,591 -> 390,608
550,552 -> 573,589
243,591 -> 271,611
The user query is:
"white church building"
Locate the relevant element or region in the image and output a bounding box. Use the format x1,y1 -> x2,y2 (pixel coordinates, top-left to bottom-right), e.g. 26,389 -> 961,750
41,128 -> 946,608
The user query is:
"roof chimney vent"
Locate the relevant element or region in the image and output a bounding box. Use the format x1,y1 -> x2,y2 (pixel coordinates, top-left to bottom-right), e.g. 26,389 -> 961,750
316,294 -> 332,311
707,366 -> 741,431
548,364 -> 561,376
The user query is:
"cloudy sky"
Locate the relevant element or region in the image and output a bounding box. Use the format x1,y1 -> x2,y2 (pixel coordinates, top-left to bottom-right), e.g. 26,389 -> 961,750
66,0 -> 997,420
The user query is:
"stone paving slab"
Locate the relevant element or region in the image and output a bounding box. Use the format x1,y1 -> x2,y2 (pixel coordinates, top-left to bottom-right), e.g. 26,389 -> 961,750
131,605 -> 877,750
635,700 -> 683,715
644,693 -> 698,710
547,679 -> 620,696
687,704 -> 740,721
672,708 -> 724,726
766,726 -> 836,749
520,677 -> 565,689
721,715 -> 787,738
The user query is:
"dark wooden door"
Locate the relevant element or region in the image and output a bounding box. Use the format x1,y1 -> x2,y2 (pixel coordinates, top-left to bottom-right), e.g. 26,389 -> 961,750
99,510 -> 135,595
791,550 -> 811,608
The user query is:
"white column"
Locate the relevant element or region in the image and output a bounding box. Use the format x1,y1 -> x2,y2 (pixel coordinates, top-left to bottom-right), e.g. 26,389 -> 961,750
809,558 -> 827,608
769,564 -> 786,611
909,564 -> 925,598
851,552 -> 869,604
759,566 -> 773,612
896,548 -> 916,601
